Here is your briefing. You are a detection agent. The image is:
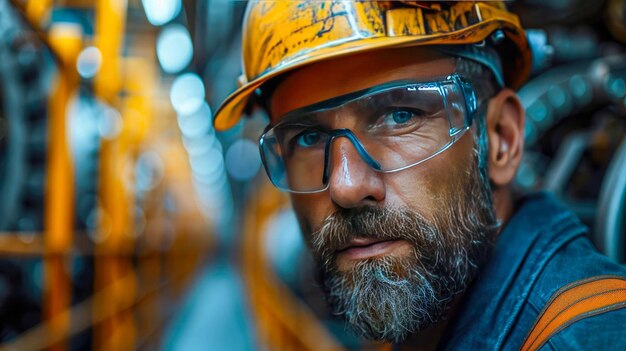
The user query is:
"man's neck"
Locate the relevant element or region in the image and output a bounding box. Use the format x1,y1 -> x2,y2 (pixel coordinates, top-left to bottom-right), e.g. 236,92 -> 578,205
396,319 -> 449,351
397,297 -> 462,351
493,186 -> 515,230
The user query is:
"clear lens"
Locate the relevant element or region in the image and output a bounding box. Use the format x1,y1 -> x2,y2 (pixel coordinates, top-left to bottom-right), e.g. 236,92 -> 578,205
259,74 -> 476,193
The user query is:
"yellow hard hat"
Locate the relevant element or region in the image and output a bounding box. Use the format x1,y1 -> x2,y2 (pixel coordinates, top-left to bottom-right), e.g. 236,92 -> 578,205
213,1 -> 531,131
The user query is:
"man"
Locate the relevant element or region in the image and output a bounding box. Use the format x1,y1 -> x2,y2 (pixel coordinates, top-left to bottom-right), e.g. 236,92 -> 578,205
214,1 -> 626,350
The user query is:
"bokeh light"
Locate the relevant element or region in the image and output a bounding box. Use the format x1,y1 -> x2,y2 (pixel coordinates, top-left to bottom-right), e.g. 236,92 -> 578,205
97,107 -> 123,139
189,148 -> 224,178
170,73 -> 205,115
157,24 -> 193,74
76,46 -> 102,79
225,139 -> 261,181
177,102 -> 213,139
142,0 -> 182,26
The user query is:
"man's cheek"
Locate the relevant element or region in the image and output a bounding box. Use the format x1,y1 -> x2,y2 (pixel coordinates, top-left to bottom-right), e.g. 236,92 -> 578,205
291,193 -> 333,234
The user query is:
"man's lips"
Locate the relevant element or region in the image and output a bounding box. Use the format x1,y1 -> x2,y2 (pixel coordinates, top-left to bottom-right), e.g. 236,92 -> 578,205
336,238 -> 407,260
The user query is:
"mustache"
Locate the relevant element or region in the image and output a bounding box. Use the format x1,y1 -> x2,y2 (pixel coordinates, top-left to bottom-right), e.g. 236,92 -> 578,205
311,206 -> 440,268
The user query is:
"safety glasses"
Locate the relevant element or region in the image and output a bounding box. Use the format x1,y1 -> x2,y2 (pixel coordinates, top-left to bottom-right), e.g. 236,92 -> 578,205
259,74 -> 479,193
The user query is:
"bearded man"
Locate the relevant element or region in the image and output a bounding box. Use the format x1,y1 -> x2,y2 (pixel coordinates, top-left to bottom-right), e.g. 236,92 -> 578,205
214,1 -> 626,349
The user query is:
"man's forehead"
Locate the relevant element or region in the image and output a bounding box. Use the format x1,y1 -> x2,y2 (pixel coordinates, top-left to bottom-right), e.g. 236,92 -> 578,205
269,47 -> 456,120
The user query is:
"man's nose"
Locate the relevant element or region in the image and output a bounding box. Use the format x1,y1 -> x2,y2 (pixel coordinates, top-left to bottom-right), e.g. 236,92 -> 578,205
326,137 -> 386,208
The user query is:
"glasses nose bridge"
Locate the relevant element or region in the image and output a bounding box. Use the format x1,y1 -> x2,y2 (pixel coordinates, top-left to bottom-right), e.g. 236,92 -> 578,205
322,129 -> 382,184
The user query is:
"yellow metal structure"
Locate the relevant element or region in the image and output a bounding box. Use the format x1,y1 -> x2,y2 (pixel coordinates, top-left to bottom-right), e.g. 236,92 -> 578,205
94,0 -> 126,103
25,0 -> 53,27
44,22 -> 82,351
0,0 -> 214,349
214,0 -> 531,130
92,0 -> 133,349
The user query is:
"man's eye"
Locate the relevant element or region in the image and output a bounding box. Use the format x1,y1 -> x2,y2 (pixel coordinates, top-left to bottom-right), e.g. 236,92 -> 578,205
391,110 -> 414,124
381,109 -> 421,127
295,130 -> 324,148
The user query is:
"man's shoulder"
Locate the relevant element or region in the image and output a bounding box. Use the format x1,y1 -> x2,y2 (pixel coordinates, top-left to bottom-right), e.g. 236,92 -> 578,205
504,191 -> 626,349
528,237 -> 626,350
440,192 -> 625,350
529,235 -> 626,307
507,191 -> 625,299
499,191 -> 624,308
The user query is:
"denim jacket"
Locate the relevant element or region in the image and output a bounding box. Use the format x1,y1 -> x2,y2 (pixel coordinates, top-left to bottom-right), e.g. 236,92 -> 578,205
439,191 -> 626,350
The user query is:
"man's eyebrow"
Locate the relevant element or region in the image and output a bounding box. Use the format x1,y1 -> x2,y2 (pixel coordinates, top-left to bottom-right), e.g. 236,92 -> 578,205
272,109 -> 326,128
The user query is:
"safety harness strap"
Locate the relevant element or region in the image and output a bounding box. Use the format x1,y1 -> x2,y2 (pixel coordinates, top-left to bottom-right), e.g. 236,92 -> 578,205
521,275 -> 626,351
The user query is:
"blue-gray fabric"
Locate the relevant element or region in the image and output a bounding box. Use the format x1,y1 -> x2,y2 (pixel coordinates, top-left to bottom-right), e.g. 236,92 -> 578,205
439,191 -> 626,350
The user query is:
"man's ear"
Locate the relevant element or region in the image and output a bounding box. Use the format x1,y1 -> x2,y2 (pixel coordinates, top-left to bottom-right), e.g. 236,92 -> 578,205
486,88 -> 525,187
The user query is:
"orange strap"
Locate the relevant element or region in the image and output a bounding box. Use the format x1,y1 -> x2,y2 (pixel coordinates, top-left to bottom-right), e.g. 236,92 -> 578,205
521,276 -> 626,351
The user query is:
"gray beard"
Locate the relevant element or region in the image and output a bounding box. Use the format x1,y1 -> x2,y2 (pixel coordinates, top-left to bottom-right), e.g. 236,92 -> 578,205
311,158 -> 497,343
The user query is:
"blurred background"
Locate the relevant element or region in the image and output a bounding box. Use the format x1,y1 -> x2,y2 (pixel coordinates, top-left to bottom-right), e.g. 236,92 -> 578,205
0,0 -> 624,350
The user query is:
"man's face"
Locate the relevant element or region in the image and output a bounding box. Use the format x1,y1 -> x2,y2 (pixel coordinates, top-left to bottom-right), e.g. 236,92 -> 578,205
269,48 -> 498,342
